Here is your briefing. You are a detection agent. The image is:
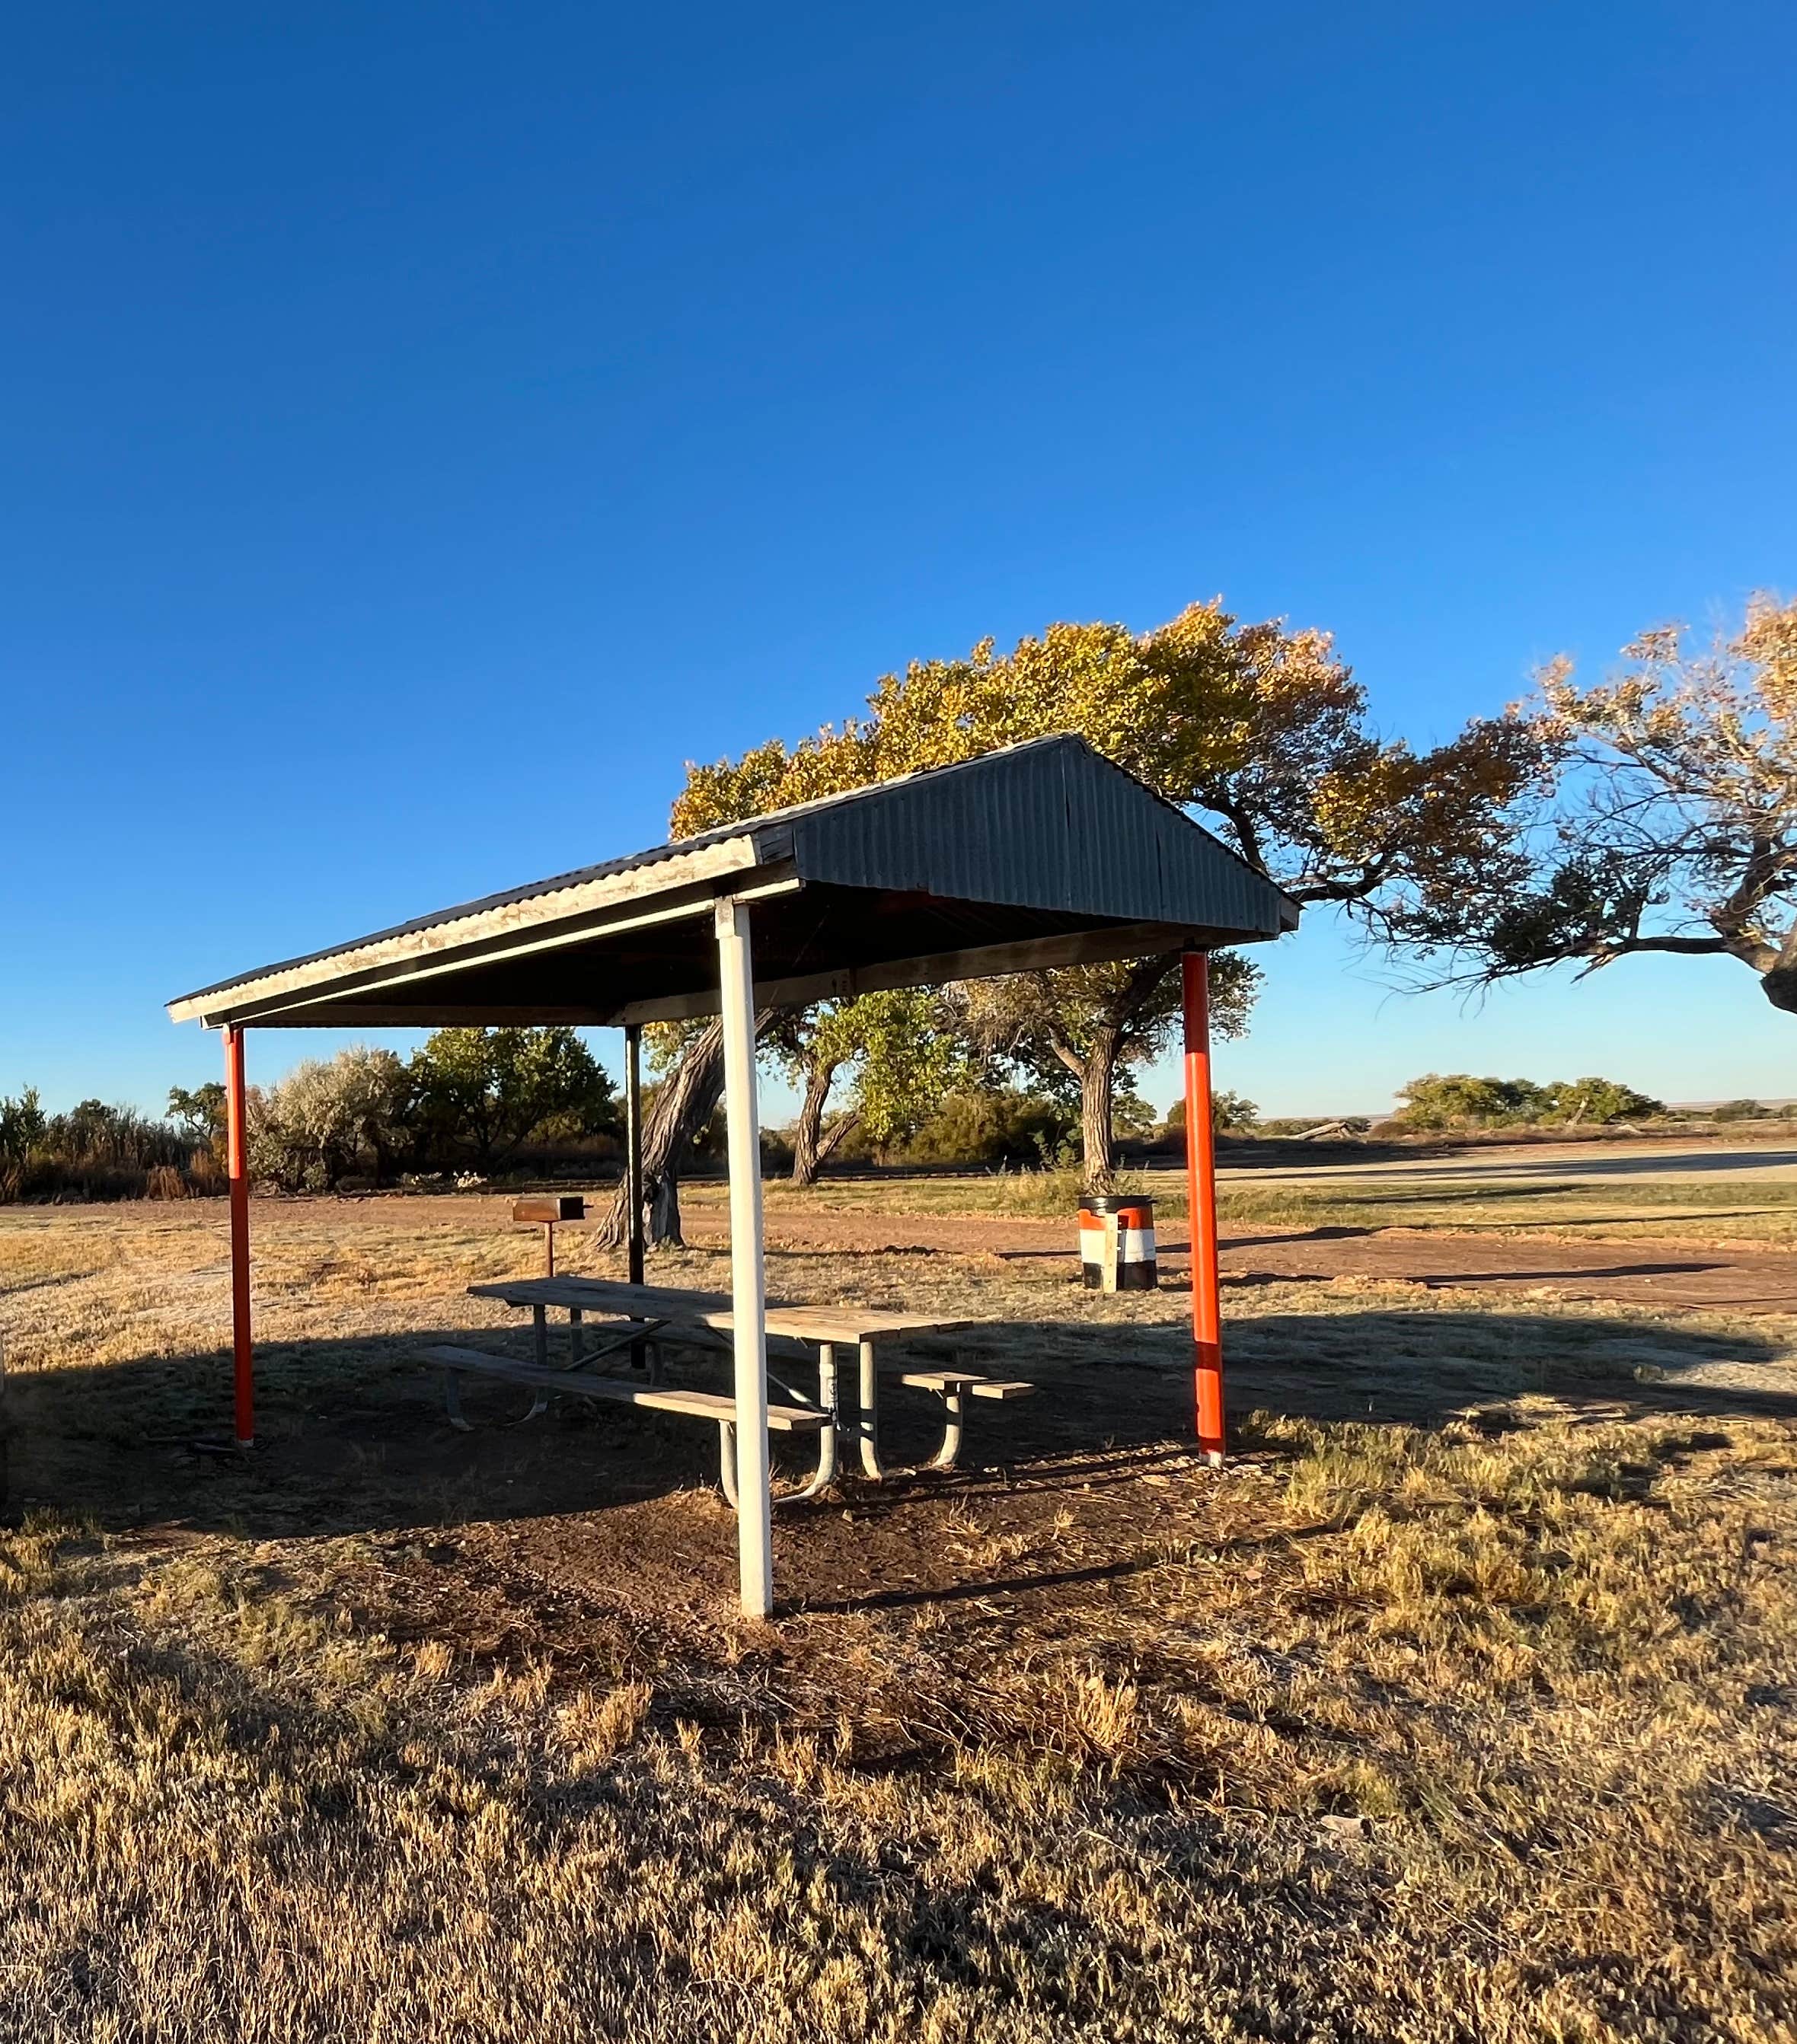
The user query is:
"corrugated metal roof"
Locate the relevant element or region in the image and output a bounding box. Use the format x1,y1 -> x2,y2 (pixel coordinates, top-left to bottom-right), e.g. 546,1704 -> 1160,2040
169,735 -> 1299,1027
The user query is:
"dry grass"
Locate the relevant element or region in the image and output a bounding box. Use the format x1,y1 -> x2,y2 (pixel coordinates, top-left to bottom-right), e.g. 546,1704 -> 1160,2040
1,1194 -> 1794,2040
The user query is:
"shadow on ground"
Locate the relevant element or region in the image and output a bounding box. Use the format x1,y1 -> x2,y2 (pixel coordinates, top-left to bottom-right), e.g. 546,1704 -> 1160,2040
8,1306 -> 1789,1550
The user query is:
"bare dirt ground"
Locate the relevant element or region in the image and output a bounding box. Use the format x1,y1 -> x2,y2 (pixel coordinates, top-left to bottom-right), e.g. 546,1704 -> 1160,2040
2,1188 -> 1795,2041
706,1208 -> 1797,1315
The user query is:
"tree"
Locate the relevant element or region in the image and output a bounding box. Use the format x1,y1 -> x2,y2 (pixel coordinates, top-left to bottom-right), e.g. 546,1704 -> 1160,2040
594,1012 -> 775,1248
768,1005 -> 859,1185
773,990 -> 969,1181
249,1048 -> 409,1191
1164,1091 -> 1260,1136
1110,1089 -> 1159,1143
958,953 -> 1259,1182
407,1027 -> 615,1173
677,603 -> 1553,926
0,1089 -> 47,1199
1430,595 -> 1797,1014
1208,1089 -> 1261,1135
670,599 -> 1552,1185
1543,1076 -> 1662,1125
1391,1072 -> 1661,1130
167,1082 -> 227,1153
1393,1074 -> 1553,1130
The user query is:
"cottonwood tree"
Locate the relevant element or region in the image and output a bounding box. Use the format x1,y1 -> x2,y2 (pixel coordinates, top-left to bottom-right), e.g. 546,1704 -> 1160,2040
594,1012 -> 777,1248
771,990 -> 966,1184
958,954 -> 1259,1177
665,599 -> 1553,1188
1425,595 -> 1797,1015
406,1027 -> 615,1174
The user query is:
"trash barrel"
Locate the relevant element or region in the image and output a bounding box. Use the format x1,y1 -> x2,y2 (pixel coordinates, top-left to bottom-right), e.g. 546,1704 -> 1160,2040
1078,1191 -> 1157,1292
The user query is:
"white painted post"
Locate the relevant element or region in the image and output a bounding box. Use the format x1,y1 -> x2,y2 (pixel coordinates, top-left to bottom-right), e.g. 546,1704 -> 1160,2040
716,896 -> 773,1618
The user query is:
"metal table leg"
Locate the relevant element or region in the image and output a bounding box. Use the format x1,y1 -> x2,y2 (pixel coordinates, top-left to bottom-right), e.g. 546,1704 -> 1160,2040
532,1305 -> 549,1370
782,1342 -> 839,1502
858,1338 -> 886,1480
818,1342 -> 841,1489
718,1419 -> 739,1508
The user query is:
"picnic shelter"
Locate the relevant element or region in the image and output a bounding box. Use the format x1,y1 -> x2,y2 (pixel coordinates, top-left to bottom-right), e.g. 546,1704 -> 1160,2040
168,734 -> 1301,1615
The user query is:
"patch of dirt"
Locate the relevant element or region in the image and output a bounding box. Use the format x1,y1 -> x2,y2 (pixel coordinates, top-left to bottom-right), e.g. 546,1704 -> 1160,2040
719,1211 -> 1797,1315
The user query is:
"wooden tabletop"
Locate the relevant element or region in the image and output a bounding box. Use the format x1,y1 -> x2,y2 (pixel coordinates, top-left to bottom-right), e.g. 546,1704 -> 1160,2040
468,1275 -> 970,1344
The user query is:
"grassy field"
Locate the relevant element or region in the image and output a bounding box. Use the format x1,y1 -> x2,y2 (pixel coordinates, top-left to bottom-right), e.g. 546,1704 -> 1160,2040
1,1191 -> 1794,2041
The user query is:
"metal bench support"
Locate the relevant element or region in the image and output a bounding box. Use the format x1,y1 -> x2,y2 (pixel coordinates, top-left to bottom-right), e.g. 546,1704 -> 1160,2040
442,1367 -> 547,1432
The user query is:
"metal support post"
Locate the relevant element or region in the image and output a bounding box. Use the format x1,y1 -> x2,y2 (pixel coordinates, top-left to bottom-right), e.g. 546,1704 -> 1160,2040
225,1024 -> 254,1449
717,897 -> 773,1617
624,1020 -> 646,1370
1182,952 -> 1225,1463
624,1022 -> 645,1286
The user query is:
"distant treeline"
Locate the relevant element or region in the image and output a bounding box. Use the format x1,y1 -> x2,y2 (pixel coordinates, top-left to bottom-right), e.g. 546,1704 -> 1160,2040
0,1092 -> 219,1204
1,1026 -> 1215,1204
0,1028 -> 619,1203
5,1039 -> 1770,1206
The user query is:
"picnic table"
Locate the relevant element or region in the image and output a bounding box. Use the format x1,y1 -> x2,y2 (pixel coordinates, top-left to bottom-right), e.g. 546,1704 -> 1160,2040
436,1274 -> 1032,1499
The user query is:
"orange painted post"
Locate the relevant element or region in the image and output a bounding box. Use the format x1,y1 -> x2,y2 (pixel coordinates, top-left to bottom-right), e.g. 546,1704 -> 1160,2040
1182,952 -> 1225,1463
225,1024 -> 254,1449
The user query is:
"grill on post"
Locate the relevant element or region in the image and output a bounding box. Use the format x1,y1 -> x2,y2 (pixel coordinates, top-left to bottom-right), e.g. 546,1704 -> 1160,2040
513,1195 -> 586,1277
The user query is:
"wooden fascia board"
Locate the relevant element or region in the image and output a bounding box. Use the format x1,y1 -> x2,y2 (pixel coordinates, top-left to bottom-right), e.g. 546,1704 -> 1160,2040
235,1005 -> 620,1027
171,855 -> 798,1028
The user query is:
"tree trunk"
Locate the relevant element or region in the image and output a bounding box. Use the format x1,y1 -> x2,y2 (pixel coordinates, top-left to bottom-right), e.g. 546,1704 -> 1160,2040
1078,1028 -> 1121,1191
814,1105 -> 860,1172
790,1056 -> 842,1187
596,1011 -> 774,1249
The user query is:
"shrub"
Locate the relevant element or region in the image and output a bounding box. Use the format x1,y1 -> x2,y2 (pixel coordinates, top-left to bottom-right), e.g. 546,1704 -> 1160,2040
904,1089 -> 1076,1168
1393,1073 -> 1661,1131
1542,1076 -> 1663,1125
0,1090 -> 210,1203
1711,1098 -> 1768,1121
1162,1091 -> 1260,1137
249,1048 -> 409,1193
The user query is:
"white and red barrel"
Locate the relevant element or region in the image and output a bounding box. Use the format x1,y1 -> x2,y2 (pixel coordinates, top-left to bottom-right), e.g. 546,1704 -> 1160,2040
1077,1192 -> 1157,1292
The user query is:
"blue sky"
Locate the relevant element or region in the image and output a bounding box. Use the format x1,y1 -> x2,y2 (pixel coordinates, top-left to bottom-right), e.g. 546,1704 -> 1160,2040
3,1 -> 1792,1121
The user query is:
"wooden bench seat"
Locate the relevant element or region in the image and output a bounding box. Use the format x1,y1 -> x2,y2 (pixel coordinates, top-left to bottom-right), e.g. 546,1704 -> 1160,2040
897,1368 -> 1036,1400
419,1343 -> 833,1511
419,1344 -> 826,1428
468,1277 -> 971,1348
464,1274 -> 1036,1486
